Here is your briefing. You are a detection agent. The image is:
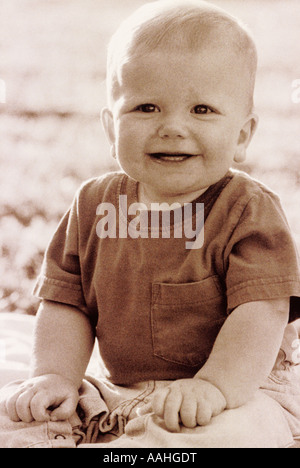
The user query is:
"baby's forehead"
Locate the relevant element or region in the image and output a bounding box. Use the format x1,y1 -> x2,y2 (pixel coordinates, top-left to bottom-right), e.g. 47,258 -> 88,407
118,38 -> 253,94
121,44 -> 245,83
106,2 -> 257,109
117,47 -> 252,111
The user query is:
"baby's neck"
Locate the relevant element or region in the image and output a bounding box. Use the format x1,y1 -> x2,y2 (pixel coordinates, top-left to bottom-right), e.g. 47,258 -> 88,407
138,183 -> 208,209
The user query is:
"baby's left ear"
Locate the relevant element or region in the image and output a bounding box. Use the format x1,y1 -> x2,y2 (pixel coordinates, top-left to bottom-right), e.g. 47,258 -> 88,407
234,113 -> 258,163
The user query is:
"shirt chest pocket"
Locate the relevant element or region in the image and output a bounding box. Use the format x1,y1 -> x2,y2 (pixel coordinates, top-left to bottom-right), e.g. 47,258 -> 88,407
151,276 -> 227,368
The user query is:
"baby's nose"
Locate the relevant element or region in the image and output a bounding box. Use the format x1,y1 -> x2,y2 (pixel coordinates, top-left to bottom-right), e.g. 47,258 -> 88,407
157,115 -> 188,139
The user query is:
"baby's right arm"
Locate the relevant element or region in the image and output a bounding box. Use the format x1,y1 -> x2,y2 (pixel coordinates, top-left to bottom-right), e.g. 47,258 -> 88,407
5,300 -> 95,423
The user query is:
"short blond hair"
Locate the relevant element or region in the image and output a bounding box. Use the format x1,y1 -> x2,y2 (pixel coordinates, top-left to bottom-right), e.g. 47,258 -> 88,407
106,0 -> 257,111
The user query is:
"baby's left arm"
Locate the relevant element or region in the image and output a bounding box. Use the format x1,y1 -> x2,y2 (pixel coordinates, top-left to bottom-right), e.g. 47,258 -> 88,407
153,298 -> 289,432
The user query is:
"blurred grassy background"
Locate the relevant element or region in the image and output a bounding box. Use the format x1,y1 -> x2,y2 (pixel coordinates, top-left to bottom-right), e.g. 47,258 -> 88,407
0,0 -> 300,315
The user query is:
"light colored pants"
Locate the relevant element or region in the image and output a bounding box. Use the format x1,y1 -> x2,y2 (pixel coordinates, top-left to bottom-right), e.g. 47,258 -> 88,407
0,322 -> 300,448
0,367 -> 300,448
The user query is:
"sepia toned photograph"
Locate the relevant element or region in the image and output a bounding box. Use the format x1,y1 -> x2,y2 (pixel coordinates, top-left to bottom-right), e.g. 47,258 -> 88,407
0,0 -> 300,450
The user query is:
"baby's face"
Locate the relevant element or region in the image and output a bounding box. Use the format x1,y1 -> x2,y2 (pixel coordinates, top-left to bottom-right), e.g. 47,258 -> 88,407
102,44 -> 257,205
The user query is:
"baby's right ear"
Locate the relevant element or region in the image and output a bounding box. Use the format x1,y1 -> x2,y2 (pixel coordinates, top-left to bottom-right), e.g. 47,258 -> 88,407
101,107 -> 115,144
101,108 -> 116,158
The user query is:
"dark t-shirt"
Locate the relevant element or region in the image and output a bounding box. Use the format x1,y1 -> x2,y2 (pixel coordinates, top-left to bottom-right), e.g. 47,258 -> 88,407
33,169 -> 300,384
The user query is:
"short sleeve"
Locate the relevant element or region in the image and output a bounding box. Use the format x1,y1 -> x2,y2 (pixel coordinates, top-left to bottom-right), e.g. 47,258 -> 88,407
33,191 -> 87,312
225,191 -> 300,321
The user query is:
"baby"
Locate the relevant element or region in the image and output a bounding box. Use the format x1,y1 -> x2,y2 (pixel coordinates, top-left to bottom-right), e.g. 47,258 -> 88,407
1,0 -> 300,448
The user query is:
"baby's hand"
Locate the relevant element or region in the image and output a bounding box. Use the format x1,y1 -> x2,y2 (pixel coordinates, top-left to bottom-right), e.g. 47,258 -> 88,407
153,378 -> 226,432
5,374 -> 79,423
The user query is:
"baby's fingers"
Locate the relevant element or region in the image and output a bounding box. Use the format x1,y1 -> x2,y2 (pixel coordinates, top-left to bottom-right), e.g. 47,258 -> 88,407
5,389 -> 23,422
6,388 -> 35,423
30,391 -> 53,422
152,386 -> 182,432
163,386 -> 182,433
180,396 -> 197,428
49,394 -> 78,422
196,399 -> 213,426
152,387 -> 170,417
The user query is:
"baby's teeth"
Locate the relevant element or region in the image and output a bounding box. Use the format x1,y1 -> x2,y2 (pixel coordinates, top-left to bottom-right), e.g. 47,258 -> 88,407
160,155 -> 187,161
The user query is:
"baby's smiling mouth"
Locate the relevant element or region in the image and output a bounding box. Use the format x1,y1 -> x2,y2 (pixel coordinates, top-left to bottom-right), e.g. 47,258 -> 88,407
149,152 -> 196,162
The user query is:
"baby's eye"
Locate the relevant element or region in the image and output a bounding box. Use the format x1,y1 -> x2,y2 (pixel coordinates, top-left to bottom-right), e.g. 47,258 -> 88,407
192,105 -> 213,115
134,103 -> 159,113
